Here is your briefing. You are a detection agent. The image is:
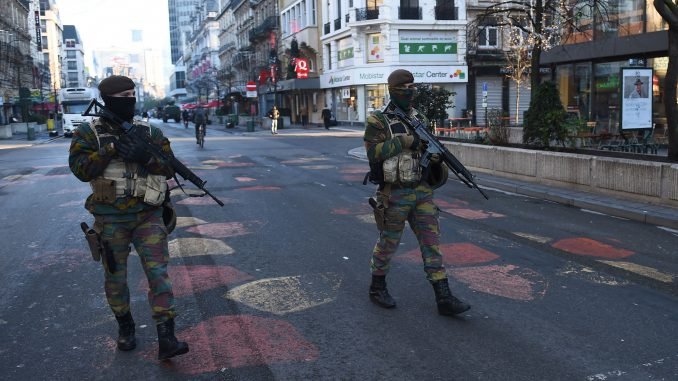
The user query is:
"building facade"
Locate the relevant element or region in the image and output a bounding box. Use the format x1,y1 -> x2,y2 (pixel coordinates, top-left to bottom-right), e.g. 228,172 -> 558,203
542,0 -> 668,136
62,25 -> 86,88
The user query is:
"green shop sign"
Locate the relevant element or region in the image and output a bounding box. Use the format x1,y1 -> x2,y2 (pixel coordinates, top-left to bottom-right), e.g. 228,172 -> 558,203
399,43 -> 457,55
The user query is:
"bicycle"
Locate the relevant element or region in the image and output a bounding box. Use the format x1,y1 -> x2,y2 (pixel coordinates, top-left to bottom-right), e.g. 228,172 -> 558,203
197,123 -> 205,148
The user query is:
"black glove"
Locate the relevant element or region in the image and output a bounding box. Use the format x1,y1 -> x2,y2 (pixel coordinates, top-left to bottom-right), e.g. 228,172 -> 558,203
116,135 -> 152,164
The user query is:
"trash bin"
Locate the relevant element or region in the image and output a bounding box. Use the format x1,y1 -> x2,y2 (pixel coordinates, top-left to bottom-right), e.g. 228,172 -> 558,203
27,125 -> 36,141
246,120 -> 255,132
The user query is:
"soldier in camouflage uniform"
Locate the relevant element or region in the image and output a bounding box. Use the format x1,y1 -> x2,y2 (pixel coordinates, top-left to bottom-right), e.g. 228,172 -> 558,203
364,69 -> 471,316
68,75 -> 189,359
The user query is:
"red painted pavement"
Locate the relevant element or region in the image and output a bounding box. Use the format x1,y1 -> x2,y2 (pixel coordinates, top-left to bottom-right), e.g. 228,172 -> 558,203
138,265 -> 255,297
186,221 -> 262,238
399,243 -> 499,265
142,315 -> 319,375
552,237 -> 635,259
449,264 -> 548,301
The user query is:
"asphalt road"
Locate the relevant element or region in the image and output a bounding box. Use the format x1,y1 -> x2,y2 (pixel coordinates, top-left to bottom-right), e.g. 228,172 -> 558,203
0,120 -> 677,380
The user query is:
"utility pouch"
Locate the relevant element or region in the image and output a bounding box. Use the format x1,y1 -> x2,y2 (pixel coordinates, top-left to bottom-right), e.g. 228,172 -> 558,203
80,222 -> 102,262
91,178 -> 117,204
369,196 -> 386,231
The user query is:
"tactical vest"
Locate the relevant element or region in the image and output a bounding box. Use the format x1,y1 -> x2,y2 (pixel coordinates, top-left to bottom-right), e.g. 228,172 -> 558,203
380,107 -> 425,186
89,119 -> 167,206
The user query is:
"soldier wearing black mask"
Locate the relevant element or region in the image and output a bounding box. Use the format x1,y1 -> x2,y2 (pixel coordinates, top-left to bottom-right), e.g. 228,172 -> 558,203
68,75 -> 189,360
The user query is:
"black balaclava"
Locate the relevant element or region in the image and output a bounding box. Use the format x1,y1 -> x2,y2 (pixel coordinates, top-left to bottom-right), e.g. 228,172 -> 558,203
98,75 -> 136,122
101,95 -> 136,122
387,69 -> 416,110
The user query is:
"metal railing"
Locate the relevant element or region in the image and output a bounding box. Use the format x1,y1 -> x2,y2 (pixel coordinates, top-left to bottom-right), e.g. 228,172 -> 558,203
434,5 -> 457,20
399,6 -> 422,20
355,7 -> 379,21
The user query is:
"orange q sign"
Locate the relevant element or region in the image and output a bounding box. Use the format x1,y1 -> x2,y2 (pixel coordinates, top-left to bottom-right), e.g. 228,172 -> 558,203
295,58 -> 309,79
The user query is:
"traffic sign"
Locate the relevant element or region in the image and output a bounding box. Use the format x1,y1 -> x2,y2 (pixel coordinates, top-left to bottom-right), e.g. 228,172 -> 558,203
246,81 -> 257,91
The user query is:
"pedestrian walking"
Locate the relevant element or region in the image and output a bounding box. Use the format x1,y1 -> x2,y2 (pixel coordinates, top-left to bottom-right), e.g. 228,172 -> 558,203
269,106 -> 280,134
321,105 -> 332,130
363,69 -> 471,316
68,75 -> 189,360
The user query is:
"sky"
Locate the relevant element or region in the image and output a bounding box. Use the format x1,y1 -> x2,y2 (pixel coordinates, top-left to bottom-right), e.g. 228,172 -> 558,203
56,0 -> 172,89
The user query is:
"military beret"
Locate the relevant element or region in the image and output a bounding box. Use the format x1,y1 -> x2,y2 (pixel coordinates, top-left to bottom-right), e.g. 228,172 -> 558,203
98,75 -> 135,96
388,69 -> 415,87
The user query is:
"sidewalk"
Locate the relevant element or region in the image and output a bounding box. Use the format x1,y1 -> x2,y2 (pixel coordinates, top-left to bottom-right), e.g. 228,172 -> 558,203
347,146 -> 678,231
0,130 -> 62,150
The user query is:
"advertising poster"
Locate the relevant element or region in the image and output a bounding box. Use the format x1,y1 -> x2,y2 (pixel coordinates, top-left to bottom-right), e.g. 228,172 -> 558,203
621,68 -> 653,130
399,30 -> 457,63
337,38 -> 354,68
367,34 -> 383,63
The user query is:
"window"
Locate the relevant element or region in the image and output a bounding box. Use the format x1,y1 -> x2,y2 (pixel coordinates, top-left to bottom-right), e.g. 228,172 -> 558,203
65,39 -> 76,48
66,50 -> 76,59
68,72 -> 79,81
67,61 -> 77,70
478,26 -> 498,48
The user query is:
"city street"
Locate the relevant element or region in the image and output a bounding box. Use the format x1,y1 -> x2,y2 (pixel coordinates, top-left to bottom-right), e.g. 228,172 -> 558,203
0,120 -> 677,380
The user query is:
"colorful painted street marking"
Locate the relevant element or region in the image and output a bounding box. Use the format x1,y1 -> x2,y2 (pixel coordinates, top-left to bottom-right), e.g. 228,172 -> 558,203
513,232 -> 552,244
225,273 -> 342,315
556,262 -> 630,286
175,217 -> 207,228
168,238 -> 235,257
185,221 -> 262,238
141,315 -> 319,374
140,265 -> 255,298
449,264 -> 548,301
552,237 -> 635,259
598,260 -> 675,283
234,185 -> 281,191
399,243 -> 499,266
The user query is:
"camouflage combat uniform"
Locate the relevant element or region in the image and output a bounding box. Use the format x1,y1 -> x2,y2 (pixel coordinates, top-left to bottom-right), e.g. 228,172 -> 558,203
69,118 -> 178,323
364,104 -> 447,282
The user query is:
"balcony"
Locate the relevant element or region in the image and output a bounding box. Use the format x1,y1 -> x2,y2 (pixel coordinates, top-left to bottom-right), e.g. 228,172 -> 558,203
249,16 -> 277,42
355,7 -> 379,21
334,18 -> 341,31
399,6 -> 422,20
324,22 -> 330,35
434,5 -> 457,20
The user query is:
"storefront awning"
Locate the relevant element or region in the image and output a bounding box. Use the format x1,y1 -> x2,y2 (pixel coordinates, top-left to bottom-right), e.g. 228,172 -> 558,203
274,77 -> 320,92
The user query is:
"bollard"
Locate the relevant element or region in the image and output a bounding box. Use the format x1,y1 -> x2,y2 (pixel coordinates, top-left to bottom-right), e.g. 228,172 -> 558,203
246,120 -> 255,132
27,124 -> 36,141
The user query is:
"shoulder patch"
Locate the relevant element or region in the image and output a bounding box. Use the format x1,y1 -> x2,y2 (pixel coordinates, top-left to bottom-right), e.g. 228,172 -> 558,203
367,113 -> 387,130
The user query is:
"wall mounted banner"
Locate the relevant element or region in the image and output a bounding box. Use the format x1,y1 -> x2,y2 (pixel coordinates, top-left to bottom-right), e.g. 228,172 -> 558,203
367,34 -> 384,63
398,30 -> 457,63
621,67 -> 652,130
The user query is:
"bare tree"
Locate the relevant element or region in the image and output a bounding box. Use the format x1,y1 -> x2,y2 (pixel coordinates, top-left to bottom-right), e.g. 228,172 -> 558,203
503,27 -> 532,124
652,0 -> 678,159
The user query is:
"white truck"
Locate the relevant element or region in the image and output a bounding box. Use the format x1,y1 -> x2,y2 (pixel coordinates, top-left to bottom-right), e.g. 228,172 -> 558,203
60,87 -> 99,137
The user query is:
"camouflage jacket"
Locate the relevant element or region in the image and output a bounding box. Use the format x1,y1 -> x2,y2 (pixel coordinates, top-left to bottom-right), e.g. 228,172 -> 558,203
363,103 -> 429,163
68,118 -> 175,215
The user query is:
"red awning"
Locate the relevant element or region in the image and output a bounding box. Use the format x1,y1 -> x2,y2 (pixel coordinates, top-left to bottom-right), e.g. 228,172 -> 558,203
205,99 -> 223,108
32,103 -> 58,111
181,103 -> 197,109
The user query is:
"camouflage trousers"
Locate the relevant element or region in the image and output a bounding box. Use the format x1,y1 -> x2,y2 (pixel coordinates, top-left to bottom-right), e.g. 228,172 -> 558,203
95,207 -> 176,323
370,183 -> 447,282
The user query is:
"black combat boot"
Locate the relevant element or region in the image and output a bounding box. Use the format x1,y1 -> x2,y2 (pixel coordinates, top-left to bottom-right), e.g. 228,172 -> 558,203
157,318 -> 189,360
115,312 -> 136,351
432,279 -> 471,316
369,275 -> 396,308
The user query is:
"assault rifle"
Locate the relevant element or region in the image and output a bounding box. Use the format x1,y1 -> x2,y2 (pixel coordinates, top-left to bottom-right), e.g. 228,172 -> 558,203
386,105 -> 489,200
82,99 -> 224,206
